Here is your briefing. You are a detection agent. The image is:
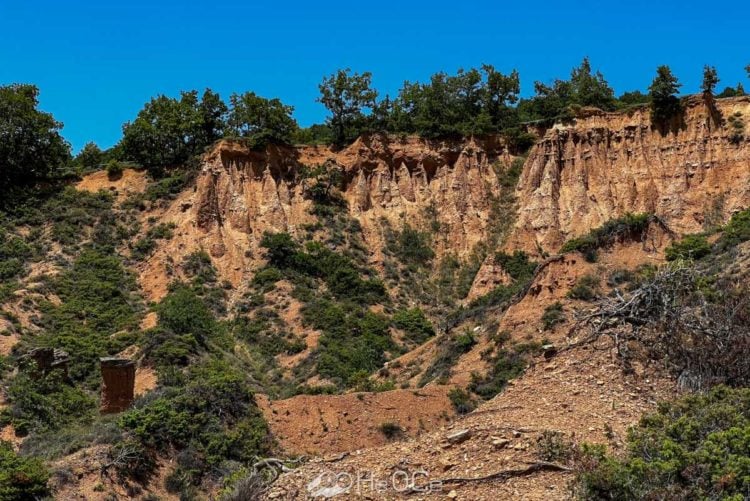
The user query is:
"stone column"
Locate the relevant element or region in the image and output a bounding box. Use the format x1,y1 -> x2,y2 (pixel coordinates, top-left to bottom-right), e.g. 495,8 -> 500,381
99,358 -> 136,414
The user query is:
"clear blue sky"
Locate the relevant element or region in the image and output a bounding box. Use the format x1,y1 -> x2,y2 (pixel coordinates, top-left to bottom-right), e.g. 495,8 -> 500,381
1,0 -> 748,152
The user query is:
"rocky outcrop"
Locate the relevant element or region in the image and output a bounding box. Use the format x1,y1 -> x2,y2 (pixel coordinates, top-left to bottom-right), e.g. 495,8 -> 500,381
99,358 -> 135,414
140,135 -> 513,300
508,96 -> 750,254
23,347 -> 69,378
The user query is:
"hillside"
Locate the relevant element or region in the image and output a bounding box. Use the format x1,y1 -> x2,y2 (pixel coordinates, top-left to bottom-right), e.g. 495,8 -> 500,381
2,95 -> 750,500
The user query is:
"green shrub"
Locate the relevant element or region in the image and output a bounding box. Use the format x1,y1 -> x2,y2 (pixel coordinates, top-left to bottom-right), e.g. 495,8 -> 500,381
535,430 -> 574,463
575,386 -> 750,500
252,267 -> 283,289
119,359 -> 272,466
307,303 -> 395,386
560,213 -> 652,262
182,250 -> 218,287
469,344 -> 531,399
144,173 -> 191,201
665,234 -> 711,261
494,251 -> 537,281
107,438 -> 157,482
419,332 -> 476,387
260,232 -> 300,268
4,369 -> 96,435
34,249 -> 140,384
392,308 -> 435,345
541,302 -> 565,330
0,231 -> 32,280
378,421 -> 403,439
156,285 -> 218,345
0,440 -> 50,500
718,208 -> 750,250
389,225 -> 435,266
105,159 -> 124,179
568,274 -> 600,301
448,388 -> 476,415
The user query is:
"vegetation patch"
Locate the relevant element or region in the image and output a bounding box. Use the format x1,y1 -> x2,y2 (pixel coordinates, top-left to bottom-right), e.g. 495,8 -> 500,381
575,386 -> 750,500
541,302 -> 565,330
560,213 -> 652,262
665,233 -> 711,261
392,308 -> 435,345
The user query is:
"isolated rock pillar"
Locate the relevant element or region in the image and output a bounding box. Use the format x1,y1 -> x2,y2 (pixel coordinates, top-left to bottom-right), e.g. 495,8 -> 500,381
99,358 -> 136,414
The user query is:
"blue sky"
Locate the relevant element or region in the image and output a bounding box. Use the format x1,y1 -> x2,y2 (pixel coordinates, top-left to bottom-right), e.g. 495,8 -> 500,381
1,0 -> 748,152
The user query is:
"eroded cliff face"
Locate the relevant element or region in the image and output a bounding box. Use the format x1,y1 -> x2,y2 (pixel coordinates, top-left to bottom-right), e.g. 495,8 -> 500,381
508,96 -> 750,254
139,96 -> 750,300
140,135 -> 512,300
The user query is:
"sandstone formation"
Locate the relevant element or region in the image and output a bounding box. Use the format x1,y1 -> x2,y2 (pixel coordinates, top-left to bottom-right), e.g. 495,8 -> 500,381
508,96 -> 750,254
99,358 -> 136,414
140,134 -> 514,300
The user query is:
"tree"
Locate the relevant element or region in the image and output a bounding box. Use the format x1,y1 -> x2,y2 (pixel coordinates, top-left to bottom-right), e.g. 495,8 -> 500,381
318,69 -> 378,146
716,84 -> 745,98
617,90 -> 650,107
0,84 -> 71,188
481,65 -> 521,129
259,232 -> 300,268
648,65 -> 682,124
568,57 -> 616,110
0,441 -> 50,500
197,89 -> 228,147
73,142 -> 105,171
119,89 -> 227,174
227,92 -> 297,146
517,58 -> 615,123
701,65 -> 719,95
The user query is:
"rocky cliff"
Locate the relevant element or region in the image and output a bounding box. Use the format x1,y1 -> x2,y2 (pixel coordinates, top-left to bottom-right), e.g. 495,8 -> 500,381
508,96 -> 750,254
141,135 -> 513,299
139,96 -> 750,300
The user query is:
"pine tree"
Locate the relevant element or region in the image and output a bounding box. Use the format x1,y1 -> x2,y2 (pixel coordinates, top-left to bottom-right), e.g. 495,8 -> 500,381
701,65 -> 719,95
648,66 -> 682,124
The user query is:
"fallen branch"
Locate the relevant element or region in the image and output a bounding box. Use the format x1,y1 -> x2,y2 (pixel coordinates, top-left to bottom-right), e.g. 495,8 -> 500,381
440,461 -> 572,485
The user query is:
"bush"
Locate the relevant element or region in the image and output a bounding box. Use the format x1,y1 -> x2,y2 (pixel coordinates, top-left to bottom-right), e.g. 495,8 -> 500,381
390,225 -> 434,266
378,421 -> 403,440
260,232 -> 300,269
107,439 -> 157,482
105,159 -> 124,179
469,344 -> 532,400
4,369 -> 96,435
119,360 -> 272,466
156,285 -> 218,346
144,173 -> 191,201
575,386 -> 750,500
535,430 -> 574,463
448,388 -> 476,415
252,267 -> 283,290
568,274 -> 600,301
718,208 -> 750,250
665,234 -> 711,261
34,249 -> 140,384
494,250 -> 537,281
0,440 -> 50,500
541,302 -> 565,330
392,308 -> 435,345
560,213 -> 652,262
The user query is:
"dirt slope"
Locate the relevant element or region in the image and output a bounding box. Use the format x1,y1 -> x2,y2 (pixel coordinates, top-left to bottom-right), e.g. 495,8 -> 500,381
265,341 -> 675,500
